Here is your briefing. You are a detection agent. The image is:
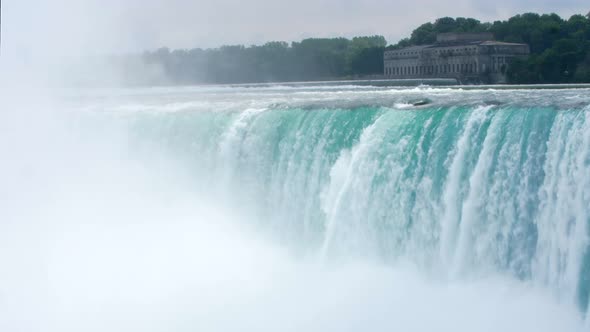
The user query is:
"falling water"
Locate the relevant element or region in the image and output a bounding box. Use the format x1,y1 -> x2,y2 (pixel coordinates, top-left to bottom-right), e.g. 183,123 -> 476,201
2,84 -> 589,331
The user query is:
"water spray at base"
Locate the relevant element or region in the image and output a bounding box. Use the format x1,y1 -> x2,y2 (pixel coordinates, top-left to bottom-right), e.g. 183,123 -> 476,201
1,85 -> 589,331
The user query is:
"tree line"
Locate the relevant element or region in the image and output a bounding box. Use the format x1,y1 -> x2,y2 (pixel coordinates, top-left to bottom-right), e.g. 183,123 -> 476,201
121,12 -> 590,85
132,36 -> 386,85
393,13 -> 590,83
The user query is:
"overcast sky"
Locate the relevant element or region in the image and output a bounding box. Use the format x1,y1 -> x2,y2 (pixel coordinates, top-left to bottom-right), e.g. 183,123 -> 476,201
4,0 -> 589,55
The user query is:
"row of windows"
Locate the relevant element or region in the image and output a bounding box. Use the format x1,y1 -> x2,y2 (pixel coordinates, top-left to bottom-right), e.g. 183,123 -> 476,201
388,47 -> 478,57
492,56 -> 511,73
392,51 -> 419,57
385,63 -> 478,76
426,47 -> 478,56
493,56 -> 507,63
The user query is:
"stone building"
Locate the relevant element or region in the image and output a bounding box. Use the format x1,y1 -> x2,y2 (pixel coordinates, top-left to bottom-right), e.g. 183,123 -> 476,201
383,32 -> 530,84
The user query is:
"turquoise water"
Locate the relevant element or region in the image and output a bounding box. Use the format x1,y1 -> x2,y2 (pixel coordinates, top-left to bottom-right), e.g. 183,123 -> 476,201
2,85 -> 575,331
68,85 -> 590,316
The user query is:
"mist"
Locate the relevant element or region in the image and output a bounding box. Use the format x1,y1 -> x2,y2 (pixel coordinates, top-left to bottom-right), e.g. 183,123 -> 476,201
0,97 -> 584,332
2,1 -> 590,332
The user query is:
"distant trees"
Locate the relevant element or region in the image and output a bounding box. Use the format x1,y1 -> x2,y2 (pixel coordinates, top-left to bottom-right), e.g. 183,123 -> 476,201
498,14 -> 590,83
137,35 -> 386,84
131,12 -> 590,85
389,14 -> 590,84
401,17 -> 490,46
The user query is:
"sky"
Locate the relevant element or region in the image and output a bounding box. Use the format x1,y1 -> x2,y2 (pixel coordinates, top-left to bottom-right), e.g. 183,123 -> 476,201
4,0 -> 589,55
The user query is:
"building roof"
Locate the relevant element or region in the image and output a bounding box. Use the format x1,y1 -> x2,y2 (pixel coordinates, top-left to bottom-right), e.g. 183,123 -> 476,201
436,32 -> 494,43
389,38 -> 528,53
479,41 -> 529,46
384,45 -> 428,55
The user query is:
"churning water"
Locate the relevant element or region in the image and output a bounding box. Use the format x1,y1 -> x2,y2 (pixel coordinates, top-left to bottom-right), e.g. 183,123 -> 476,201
1,84 -> 589,331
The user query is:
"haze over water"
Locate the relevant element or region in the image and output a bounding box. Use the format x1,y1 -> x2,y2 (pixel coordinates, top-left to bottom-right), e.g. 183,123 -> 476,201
1,83 -> 589,331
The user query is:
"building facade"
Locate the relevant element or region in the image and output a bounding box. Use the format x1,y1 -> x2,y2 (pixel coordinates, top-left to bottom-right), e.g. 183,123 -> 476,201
383,33 -> 530,84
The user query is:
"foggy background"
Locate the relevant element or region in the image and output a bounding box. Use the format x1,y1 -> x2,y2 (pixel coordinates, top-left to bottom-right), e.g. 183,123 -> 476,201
5,0 -> 589,55
1,1 -> 589,332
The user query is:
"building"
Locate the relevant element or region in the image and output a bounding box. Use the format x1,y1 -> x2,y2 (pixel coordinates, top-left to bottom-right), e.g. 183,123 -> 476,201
383,33 -> 530,84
